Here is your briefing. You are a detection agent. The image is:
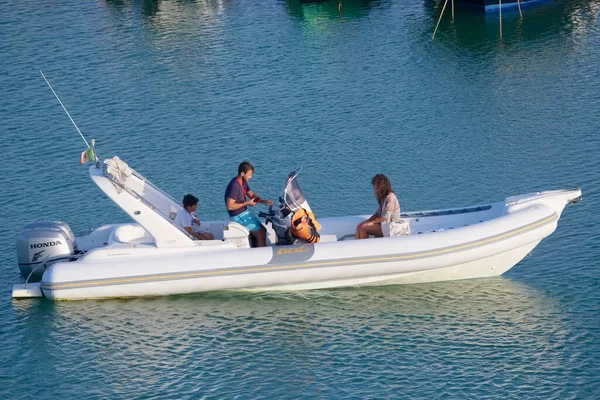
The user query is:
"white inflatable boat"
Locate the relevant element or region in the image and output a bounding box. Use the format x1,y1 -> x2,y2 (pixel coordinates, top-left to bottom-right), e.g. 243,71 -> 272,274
12,158 -> 581,300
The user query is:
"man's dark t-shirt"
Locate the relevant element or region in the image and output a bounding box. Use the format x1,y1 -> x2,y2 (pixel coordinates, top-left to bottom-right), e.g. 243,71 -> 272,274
224,177 -> 250,217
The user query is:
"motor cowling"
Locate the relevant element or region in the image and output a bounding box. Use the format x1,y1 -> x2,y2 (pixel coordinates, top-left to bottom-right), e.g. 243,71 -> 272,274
17,221 -> 76,281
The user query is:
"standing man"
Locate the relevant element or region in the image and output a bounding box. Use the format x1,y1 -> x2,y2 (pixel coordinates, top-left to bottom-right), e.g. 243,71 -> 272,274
224,161 -> 273,247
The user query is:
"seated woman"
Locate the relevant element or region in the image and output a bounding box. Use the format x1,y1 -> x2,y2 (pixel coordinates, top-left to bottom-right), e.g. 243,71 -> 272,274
355,174 -> 403,239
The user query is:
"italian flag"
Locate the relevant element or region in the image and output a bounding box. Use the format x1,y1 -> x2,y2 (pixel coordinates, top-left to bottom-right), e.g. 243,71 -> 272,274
79,147 -> 95,164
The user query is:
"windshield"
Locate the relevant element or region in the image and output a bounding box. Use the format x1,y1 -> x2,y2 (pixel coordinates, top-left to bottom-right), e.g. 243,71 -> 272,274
283,168 -> 311,212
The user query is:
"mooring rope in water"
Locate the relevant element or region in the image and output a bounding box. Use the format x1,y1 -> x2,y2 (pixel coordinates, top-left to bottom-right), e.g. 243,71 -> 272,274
25,254 -> 50,289
499,0 -> 503,40
434,0 -> 523,41
432,0 -> 449,40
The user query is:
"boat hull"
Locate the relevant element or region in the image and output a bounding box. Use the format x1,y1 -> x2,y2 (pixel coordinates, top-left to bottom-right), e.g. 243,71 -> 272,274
39,239 -> 545,299
252,240 -> 541,290
16,188 -> 579,301
41,206 -> 558,300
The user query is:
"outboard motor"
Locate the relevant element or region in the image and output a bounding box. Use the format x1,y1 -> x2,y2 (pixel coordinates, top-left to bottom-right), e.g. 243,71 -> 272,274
17,221 -> 77,282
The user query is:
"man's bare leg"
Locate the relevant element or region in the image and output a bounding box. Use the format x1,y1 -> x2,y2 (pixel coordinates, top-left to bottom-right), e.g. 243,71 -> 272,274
251,226 -> 267,247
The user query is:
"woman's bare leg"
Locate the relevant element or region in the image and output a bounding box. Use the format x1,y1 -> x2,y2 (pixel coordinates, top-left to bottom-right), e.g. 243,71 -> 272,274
358,224 -> 383,239
355,223 -> 363,239
367,224 -> 384,238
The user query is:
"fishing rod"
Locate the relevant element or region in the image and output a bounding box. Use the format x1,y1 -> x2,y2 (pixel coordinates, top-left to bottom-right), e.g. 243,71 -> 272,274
40,70 -> 95,154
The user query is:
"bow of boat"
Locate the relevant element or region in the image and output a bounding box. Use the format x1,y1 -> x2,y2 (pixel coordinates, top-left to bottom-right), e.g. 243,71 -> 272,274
505,188 -> 582,218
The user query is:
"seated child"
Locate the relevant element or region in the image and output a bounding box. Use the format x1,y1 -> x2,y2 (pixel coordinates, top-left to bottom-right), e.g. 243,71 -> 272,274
175,194 -> 214,240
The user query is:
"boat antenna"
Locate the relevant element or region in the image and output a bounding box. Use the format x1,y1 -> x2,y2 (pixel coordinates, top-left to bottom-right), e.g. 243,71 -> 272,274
40,71 -> 91,149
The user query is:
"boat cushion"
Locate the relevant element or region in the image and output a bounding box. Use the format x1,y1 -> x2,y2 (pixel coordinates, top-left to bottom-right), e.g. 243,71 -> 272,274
112,224 -> 154,244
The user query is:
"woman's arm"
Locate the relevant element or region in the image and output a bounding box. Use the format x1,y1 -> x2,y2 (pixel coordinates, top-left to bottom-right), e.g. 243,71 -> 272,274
364,215 -> 386,226
365,212 -> 379,222
367,216 -> 385,225
358,212 -> 382,228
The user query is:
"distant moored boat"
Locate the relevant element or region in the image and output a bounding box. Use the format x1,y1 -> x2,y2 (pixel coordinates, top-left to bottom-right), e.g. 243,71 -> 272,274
456,0 -> 553,12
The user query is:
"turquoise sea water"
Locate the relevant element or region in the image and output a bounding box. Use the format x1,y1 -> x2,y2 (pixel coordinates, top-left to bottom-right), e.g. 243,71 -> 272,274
1,0 -> 599,398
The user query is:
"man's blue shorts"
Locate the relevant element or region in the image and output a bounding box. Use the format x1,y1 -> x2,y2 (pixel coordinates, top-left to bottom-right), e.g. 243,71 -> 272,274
230,210 -> 262,232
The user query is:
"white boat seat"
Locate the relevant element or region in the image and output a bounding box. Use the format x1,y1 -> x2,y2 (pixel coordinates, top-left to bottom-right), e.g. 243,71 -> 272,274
112,224 -> 154,244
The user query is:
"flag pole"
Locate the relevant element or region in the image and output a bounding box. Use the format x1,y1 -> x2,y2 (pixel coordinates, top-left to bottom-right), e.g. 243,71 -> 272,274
91,138 -> 100,166
40,71 -> 91,149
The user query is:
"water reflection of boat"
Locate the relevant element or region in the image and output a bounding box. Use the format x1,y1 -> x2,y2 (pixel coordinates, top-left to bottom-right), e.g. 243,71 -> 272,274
12,277 -> 566,356
427,0 -> 600,44
10,277 -> 569,398
12,156 -> 581,301
285,0 -> 384,22
11,277 -> 560,327
103,0 -> 227,18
